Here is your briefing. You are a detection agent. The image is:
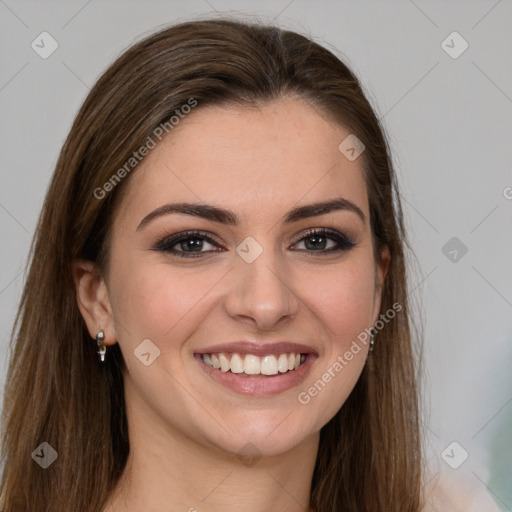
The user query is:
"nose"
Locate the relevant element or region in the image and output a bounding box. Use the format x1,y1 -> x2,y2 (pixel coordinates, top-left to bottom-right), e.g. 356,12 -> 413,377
224,246 -> 299,331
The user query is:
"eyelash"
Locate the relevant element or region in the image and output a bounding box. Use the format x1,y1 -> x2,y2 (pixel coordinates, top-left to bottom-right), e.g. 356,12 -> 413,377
152,228 -> 356,258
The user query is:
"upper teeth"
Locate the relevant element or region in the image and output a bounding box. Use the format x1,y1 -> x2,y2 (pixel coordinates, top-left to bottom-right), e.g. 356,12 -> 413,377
202,352 -> 306,375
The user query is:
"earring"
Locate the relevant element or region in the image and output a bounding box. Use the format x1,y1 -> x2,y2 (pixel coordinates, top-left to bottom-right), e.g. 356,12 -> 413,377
369,327 -> 377,352
96,331 -> 107,362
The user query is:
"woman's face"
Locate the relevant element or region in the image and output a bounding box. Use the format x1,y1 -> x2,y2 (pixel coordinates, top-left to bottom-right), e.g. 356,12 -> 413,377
100,98 -> 389,457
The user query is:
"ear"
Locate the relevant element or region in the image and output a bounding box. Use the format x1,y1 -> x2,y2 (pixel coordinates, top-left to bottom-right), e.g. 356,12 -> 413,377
372,244 -> 391,324
72,259 -> 117,345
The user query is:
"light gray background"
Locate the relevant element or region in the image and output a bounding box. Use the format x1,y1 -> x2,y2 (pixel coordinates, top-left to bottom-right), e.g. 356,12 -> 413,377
1,0 -> 511,509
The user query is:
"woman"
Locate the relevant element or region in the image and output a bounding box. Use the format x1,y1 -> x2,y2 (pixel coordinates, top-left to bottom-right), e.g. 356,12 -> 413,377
0,18 -> 423,511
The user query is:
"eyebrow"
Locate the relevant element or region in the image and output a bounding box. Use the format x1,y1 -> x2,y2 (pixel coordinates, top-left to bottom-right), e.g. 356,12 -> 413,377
136,197 -> 366,231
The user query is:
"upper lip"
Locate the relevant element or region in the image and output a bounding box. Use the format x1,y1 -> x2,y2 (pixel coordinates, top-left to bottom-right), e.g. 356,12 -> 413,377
194,341 -> 317,357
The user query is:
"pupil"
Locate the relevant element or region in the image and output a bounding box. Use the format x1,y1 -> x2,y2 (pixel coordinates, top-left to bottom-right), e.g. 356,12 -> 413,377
181,238 -> 202,252
306,236 -> 326,250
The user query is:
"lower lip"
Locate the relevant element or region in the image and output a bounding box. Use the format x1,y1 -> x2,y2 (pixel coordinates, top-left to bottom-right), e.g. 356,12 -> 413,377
194,354 -> 316,396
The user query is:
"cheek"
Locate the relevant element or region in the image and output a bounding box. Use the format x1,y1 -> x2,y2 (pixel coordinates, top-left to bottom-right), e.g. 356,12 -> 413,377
294,257 -> 375,425
108,258 -> 220,352
307,257 -> 376,348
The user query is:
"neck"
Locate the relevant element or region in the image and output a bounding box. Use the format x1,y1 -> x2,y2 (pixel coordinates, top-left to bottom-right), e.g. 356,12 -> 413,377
104,377 -> 319,512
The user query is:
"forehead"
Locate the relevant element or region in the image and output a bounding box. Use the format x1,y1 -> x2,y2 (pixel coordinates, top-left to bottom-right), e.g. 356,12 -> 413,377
115,98 -> 368,226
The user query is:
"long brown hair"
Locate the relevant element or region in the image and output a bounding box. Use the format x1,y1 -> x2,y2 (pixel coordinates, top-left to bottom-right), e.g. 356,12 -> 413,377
0,18 -> 422,511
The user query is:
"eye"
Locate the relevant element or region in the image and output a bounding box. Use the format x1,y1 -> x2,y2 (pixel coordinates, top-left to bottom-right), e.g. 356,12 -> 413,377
152,228 -> 356,259
291,228 -> 356,253
152,230 -> 224,257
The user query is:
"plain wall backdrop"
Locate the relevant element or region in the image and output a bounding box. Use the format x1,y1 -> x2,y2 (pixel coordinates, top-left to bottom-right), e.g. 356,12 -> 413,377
0,0 -> 511,509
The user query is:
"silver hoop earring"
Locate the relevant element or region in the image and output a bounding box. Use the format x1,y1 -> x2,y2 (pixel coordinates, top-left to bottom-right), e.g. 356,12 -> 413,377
369,327 -> 377,352
96,331 -> 107,362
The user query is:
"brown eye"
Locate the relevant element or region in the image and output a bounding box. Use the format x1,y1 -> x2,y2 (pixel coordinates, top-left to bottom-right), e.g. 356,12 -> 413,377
153,230 -> 224,257
292,228 -> 356,253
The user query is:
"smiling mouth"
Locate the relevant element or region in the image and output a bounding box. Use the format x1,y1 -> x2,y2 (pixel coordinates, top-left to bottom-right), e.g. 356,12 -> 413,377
199,352 -> 308,377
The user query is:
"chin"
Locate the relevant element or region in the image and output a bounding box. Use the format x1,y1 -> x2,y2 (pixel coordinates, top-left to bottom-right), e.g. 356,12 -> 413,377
202,411 -> 318,459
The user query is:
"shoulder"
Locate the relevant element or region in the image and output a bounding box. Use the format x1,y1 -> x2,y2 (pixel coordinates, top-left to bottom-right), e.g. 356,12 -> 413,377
422,471 -> 501,512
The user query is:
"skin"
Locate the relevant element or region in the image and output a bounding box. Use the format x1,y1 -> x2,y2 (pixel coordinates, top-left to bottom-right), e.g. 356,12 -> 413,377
74,97 -> 390,512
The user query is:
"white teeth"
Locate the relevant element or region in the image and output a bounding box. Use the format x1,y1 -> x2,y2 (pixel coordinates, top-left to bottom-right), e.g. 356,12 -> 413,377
230,353 -> 244,373
211,354 -> 220,369
219,353 -> 230,372
277,354 -> 289,373
261,355 -> 278,375
244,354 -> 260,375
201,352 -> 307,375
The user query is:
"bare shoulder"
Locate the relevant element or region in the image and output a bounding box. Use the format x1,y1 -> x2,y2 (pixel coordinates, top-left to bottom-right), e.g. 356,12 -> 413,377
421,471 -> 501,512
